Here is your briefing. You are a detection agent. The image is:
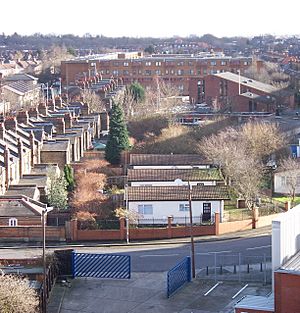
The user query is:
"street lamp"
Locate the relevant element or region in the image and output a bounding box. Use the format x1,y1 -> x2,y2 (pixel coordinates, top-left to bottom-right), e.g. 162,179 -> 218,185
187,181 -> 196,279
175,179 -> 196,279
42,206 -> 53,313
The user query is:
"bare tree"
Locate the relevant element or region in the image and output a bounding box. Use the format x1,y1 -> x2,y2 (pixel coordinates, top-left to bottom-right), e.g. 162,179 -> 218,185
240,122 -> 284,161
278,157 -> 300,203
0,273 -> 39,313
199,121 -> 283,211
81,89 -> 105,113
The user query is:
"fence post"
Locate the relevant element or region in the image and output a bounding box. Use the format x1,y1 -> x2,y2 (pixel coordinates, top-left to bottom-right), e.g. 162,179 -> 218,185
119,217 -> 126,241
214,252 -> 217,282
238,253 -> 242,283
187,256 -> 192,282
167,216 -> 173,239
263,253 -> 267,285
215,212 -> 220,235
72,251 -> 76,279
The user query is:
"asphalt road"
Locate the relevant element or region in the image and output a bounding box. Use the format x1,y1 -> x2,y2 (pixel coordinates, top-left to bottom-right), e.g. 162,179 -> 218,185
0,235 -> 271,272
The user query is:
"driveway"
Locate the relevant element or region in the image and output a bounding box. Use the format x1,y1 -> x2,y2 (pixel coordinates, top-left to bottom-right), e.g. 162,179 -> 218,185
48,272 -> 271,313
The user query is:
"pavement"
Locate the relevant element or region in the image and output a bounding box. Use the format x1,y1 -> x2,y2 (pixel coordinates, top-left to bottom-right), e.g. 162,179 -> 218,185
0,225 -> 272,249
48,272 -> 271,313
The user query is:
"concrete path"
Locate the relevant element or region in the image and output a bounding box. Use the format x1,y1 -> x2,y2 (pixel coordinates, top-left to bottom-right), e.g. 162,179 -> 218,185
48,272 -> 271,313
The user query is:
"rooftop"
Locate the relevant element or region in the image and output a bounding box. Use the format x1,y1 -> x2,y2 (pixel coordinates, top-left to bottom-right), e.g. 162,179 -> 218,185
234,293 -> 274,311
278,250 -> 300,274
215,72 -> 278,94
41,140 -> 69,152
130,154 -> 209,166
127,185 -> 229,201
127,168 -> 222,182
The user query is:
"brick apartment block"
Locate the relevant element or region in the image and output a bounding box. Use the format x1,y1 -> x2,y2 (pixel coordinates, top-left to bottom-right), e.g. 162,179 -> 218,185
61,51 -> 253,103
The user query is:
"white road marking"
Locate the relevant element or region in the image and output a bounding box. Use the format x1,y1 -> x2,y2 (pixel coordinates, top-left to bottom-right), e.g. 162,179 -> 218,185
232,284 -> 248,299
139,253 -> 180,258
246,245 -> 271,250
204,282 -> 222,296
196,250 -> 232,255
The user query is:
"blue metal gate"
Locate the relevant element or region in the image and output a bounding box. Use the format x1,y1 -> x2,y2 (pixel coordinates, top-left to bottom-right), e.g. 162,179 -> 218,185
72,252 -> 131,279
167,257 -> 191,298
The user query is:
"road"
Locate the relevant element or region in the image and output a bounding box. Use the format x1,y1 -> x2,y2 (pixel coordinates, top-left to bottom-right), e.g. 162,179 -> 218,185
0,235 -> 271,272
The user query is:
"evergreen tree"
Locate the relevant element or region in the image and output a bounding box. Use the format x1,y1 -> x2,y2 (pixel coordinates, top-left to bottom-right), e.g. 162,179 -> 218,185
105,101 -> 130,164
64,164 -> 75,191
47,167 -> 68,210
129,82 -> 145,103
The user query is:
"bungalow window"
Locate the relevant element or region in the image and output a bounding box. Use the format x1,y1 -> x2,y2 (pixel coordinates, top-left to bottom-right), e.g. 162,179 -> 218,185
179,204 -> 189,212
280,176 -> 286,186
138,204 -> 153,215
9,218 -> 18,227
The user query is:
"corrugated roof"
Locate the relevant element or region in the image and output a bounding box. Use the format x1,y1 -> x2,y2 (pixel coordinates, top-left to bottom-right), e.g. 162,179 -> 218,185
128,168 -> 222,182
279,250 -> 300,273
235,294 -> 274,311
127,185 -> 229,201
130,154 -> 209,166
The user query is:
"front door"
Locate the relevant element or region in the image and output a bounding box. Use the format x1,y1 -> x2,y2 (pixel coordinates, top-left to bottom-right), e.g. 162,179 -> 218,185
202,203 -> 212,222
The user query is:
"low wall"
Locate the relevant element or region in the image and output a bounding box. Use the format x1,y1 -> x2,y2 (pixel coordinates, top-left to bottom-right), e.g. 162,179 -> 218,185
256,213 -> 280,228
0,226 -> 66,242
75,224 -> 216,241
219,219 -> 253,235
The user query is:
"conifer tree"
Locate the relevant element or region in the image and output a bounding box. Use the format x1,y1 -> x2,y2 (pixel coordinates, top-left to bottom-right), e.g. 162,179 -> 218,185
105,101 -> 129,164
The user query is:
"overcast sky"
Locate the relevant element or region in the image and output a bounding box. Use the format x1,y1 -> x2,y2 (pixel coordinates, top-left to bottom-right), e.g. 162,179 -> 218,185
1,0 -> 299,38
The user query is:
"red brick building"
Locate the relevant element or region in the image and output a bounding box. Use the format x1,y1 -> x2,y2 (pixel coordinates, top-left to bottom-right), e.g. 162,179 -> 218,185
61,52 -> 252,103
203,72 -> 294,112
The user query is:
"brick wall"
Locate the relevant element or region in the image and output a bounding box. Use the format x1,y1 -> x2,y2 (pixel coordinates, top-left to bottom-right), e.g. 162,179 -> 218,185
275,272 -> 300,313
0,217 -> 41,226
0,226 -> 66,241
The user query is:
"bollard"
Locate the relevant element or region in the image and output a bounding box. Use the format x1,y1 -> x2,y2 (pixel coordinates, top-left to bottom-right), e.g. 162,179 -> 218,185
220,265 -> 223,275
260,263 -> 263,272
233,265 -> 236,274
247,264 -> 250,273
206,266 -> 209,276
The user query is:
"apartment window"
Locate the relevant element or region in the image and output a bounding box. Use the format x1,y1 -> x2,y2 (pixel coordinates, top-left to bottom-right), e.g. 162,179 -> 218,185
165,69 -> 169,75
138,70 -> 142,74
171,69 -> 175,75
145,61 -> 151,66
138,204 -> 153,215
188,61 -> 194,66
177,69 -> 184,75
177,61 -> 184,66
145,70 -> 151,76
123,70 -> 129,75
155,70 -> 161,75
203,69 -> 207,75
9,218 -> 18,227
210,61 -> 217,66
112,70 -> 119,75
113,61 -> 119,66
155,61 -> 161,66
106,70 -> 110,74
197,69 -> 201,75
124,62 -> 129,67
244,61 -> 248,66
221,61 -> 227,66
179,204 -> 189,212
190,69 -> 194,75
178,85 -> 184,92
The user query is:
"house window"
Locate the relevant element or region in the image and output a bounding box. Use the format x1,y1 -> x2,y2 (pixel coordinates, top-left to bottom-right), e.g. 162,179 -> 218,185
145,61 -> 151,66
138,204 -> 153,215
210,61 -> 217,66
179,204 -> 189,211
155,61 -> 161,66
124,62 -> 129,67
9,218 -> 18,227
177,69 -> 184,75
221,61 -> 227,66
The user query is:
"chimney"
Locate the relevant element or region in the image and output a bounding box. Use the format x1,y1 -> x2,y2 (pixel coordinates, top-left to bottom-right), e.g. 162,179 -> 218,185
29,131 -> 35,167
17,138 -> 23,177
55,96 -> 63,108
100,112 -> 109,132
0,123 -> 5,140
81,102 -> 90,116
17,110 -> 29,125
28,107 -> 39,119
64,113 -> 73,129
55,118 -> 65,134
38,102 -> 48,116
4,146 -> 10,190
4,116 -> 17,131
48,99 -> 55,111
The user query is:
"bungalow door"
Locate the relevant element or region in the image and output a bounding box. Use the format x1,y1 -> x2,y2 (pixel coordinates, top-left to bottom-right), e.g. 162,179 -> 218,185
202,203 -> 211,222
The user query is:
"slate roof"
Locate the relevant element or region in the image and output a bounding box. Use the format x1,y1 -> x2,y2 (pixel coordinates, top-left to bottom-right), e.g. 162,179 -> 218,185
234,294 -> 274,311
130,154 -> 209,166
215,72 -> 278,94
127,168 -> 222,182
41,140 -> 69,152
4,81 -> 36,94
127,185 -> 229,201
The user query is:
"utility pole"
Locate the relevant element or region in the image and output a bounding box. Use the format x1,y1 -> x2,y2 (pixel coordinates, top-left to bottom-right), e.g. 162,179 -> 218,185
188,181 -> 196,278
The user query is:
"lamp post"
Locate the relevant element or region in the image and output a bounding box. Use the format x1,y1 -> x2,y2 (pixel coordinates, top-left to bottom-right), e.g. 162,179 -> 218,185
188,181 -> 196,279
42,206 -> 53,313
125,184 -> 129,244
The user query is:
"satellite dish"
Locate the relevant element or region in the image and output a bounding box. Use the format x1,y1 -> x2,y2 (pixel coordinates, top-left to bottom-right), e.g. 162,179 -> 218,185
174,178 -> 184,185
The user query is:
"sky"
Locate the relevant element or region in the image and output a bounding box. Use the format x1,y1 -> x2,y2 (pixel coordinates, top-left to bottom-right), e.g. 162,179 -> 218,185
0,0 -> 299,38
